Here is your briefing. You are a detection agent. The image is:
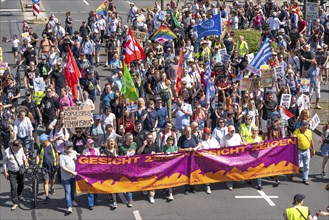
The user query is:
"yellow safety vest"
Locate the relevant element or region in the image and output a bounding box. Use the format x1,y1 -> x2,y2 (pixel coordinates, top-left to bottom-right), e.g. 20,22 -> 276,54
241,123 -> 255,142
34,91 -> 45,105
286,206 -> 309,220
238,41 -> 248,56
39,143 -> 57,168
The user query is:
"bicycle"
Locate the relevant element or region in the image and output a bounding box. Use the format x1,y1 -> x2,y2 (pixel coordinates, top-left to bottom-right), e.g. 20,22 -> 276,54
29,166 -> 41,208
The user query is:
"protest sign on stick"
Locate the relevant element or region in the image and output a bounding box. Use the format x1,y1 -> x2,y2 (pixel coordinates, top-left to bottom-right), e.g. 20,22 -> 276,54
63,105 -> 93,128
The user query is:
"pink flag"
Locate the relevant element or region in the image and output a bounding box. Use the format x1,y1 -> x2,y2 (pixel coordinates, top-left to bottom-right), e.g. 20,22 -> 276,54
279,106 -> 294,120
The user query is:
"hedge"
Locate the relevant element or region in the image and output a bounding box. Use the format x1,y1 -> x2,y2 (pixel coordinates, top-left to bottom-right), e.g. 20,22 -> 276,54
231,29 -> 262,54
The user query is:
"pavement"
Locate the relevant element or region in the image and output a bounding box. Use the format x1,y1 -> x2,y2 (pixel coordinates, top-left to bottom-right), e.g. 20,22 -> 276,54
0,0 -> 329,219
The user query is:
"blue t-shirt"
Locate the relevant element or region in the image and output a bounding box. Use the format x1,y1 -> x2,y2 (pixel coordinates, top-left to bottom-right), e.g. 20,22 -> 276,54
178,135 -> 199,149
156,107 -> 168,128
100,91 -> 115,109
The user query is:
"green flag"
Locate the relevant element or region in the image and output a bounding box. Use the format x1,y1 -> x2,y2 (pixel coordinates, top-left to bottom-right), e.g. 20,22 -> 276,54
121,62 -> 139,101
171,12 -> 181,29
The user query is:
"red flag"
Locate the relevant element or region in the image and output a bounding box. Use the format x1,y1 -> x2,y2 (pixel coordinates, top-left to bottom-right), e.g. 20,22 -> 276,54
124,28 -> 146,64
279,106 -> 294,120
64,46 -> 81,100
175,48 -> 184,96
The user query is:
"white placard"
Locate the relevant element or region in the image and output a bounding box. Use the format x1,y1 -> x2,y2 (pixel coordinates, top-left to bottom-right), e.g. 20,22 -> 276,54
309,114 -> 320,131
33,77 -> 46,92
305,1 -> 319,21
280,94 -> 291,109
274,66 -> 284,80
300,78 -> 310,93
158,11 -> 167,21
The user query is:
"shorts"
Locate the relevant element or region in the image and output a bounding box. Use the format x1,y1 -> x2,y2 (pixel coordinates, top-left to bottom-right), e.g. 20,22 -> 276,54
261,119 -> 268,133
321,143 -> 329,157
42,167 -> 57,181
309,83 -> 321,99
12,47 -> 18,53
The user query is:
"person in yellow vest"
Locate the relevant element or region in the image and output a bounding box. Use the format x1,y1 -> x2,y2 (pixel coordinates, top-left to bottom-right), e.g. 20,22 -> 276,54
237,35 -> 249,57
35,133 -> 58,205
240,114 -> 255,143
293,120 -> 315,185
33,90 -> 45,106
284,194 -> 313,220
200,41 -> 211,62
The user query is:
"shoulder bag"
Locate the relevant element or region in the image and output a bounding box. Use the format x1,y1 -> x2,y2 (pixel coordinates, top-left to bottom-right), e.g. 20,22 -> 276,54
10,147 -> 26,175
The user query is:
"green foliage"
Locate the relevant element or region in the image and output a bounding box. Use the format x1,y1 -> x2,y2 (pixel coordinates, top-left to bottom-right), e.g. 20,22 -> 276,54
232,29 -> 262,54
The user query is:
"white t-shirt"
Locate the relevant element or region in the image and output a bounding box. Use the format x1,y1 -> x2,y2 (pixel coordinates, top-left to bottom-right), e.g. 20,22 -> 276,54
60,150 -> 77,181
220,133 -> 242,148
101,113 -> 116,126
14,118 -> 33,138
201,138 -> 221,149
12,39 -> 20,48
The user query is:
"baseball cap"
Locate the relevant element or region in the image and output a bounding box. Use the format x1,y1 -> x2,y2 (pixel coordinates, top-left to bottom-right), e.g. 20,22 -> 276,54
228,125 -> 235,132
218,103 -> 224,109
41,55 -> 47,60
87,139 -> 94,145
293,194 -> 305,204
93,114 -> 101,120
27,44 -> 33,48
25,91 -> 31,96
64,141 -> 73,148
155,96 -> 162,102
204,127 -> 212,134
40,133 -> 49,142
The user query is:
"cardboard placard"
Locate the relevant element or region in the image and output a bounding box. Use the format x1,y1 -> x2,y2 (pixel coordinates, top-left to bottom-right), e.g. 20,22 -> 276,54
260,69 -> 274,87
33,77 -> 46,92
280,94 -> 291,109
132,30 -> 148,46
63,105 -> 93,128
240,78 -> 260,91
300,78 -> 310,93
309,113 -> 320,131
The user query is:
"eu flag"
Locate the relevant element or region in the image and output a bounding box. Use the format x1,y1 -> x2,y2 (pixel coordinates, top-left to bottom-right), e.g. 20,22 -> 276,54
194,13 -> 222,40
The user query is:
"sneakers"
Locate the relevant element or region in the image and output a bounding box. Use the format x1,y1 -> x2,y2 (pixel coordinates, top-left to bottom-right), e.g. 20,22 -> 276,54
72,200 -> 78,207
88,206 -> 93,210
274,180 -> 280,187
256,185 -> 263,191
49,188 -> 55,195
66,207 -> 72,215
127,200 -> 133,208
44,196 -> 50,204
11,204 -> 18,211
184,190 -> 189,195
303,180 -> 311,185
315,105 -> 322,109
167,193 -> 174,201
322,172 -> 326,178
18,195 -> 24,201
148,195 -> 155,204
112,202 -> 118,209
228,187 -> 233,191
206,185 -> 211,194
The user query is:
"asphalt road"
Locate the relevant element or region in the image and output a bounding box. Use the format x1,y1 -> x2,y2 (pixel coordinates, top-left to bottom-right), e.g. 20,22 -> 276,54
0,0 -> 329,219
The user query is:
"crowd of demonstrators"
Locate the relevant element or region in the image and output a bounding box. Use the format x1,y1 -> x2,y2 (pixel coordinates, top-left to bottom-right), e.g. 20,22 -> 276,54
0,0 -> 328,215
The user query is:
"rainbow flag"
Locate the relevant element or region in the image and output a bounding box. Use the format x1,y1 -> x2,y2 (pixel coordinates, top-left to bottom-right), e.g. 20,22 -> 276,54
150,24 -> 177,44
96,0 -> 108,18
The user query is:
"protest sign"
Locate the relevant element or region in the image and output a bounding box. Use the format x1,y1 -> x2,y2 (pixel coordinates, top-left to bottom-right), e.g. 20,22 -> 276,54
309,114 -> 320,131
63,105 -> 93,128
76,137 -> 299,194
274,66 -> 284,80
260,69 -> 274,87
33,77 -> 46,92
0,62 -> 8,73
158,11 -> 167,21
127,100 -> 138,112
280,94 -> 292,109
305,1 -> 319,21
246,53 -> 254,64
240,78 -> 259,91
132,30 -> 148,46
300,78 -> 310,93
222,54 -> 230,66
219,48 -> 227,59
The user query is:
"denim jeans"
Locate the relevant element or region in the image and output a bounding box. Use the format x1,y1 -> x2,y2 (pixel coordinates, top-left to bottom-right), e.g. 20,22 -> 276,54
17,136 -> 32,152
126,192 -> 133,201
298,149 -> 310,181
88,193 -> 97,207
62,178 -> 76,208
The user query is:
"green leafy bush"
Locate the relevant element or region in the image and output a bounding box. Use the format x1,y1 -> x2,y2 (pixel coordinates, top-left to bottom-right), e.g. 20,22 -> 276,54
232,29 -> 262,54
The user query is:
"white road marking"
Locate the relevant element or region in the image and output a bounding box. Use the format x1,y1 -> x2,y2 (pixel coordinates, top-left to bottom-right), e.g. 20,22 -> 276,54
0,9 -> 21,12
133,210 -> 142,220
0,0 -> 6,3
235,190 -> 278,206
83,0 -> 89,5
